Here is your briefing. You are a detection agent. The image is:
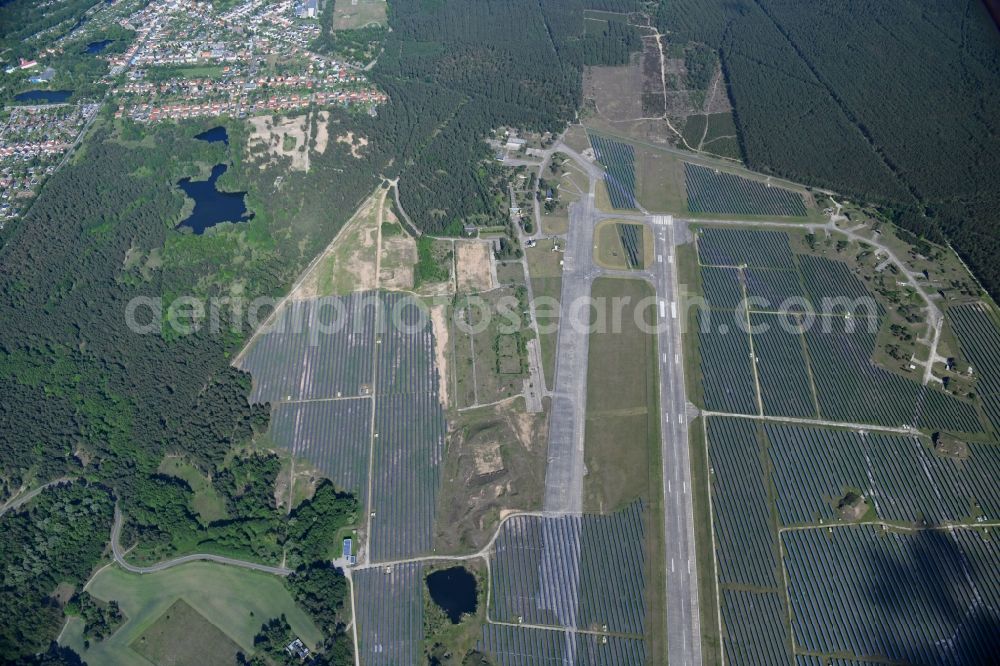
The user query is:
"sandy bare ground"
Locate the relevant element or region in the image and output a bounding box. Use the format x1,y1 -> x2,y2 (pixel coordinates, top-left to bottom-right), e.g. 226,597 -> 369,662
248,113 -> 313,171
455,241 -> 494,293
378,235 -> 417,290
376,207 -> 417,289
314,111 -> 330,153
336,131 -> 369,159
430,304 -> 451,409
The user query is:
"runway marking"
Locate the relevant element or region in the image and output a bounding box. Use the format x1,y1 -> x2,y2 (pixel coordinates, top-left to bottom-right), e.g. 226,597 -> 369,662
658,254 -> 663,263
662,353 -> 667,363
674,353 -> 680,364
659,300 -> 666,318
671,301 -> 677,319
668,255 -> 674,264
671,558 -> 675,573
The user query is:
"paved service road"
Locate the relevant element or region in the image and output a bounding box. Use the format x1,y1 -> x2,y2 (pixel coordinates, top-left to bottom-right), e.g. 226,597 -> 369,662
649,217 -> 703,666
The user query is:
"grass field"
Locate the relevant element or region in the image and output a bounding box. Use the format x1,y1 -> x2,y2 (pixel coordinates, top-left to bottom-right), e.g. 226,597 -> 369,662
689,417 -> 722,666
61,563 -> 322,666
582,276 -> 665,661
131,599 -> 242,666
332,0 -> 387,30
593,220 -> 652,270
525,239 -> 563,389
157,457 -> 227,524
495,260 -> 525,286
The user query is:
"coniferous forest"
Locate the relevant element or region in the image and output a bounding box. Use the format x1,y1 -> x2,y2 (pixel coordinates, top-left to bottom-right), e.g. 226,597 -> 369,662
657,0 -> 1000,297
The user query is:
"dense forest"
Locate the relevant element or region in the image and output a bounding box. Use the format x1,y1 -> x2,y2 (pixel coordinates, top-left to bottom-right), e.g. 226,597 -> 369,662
656,0 -> 1000,296
368,0 -> 642,233
0,482 -> 113,661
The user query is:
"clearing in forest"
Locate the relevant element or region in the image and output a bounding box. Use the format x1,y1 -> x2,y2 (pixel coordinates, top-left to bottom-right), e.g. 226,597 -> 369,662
332,0 -> 387,30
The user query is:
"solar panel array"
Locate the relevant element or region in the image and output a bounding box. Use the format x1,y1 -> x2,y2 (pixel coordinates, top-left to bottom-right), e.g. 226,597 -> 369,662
236,293 -> 378,402
783,525 -> 1000,664
695,227 -> 985,431
238,292 -> 448,564
489,502 -> 647,637
268,398 -> 372,496
765,423 -> 1000,525
684,162 -> 807,217
589,134 -> 637,209
354,563 -> 424,666
950,303 -> 1000,432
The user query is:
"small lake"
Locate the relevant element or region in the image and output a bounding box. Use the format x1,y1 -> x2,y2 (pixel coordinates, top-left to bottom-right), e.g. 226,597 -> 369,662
14,90 -> 73,104
426,566 -> 477,624
176,164 -> 253,235
195,126 -> 229,145
85,39 -> 114,54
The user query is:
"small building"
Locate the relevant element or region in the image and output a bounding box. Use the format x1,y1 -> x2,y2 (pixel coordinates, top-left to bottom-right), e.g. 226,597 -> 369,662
28,67 -> 55,84
285,638 -> 310,660
295,0 -> 318,18
343,537 -> 356,565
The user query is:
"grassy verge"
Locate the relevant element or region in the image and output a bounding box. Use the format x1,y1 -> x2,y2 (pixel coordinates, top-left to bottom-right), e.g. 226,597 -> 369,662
689,417 -> 722,665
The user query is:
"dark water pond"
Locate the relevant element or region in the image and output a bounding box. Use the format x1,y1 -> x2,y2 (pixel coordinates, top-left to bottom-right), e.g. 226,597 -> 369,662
194,126 -> 229,145
14,90 -> 73,104
176,164 -> 253,234
426,566 -> 477,624
86,39 -> 114,54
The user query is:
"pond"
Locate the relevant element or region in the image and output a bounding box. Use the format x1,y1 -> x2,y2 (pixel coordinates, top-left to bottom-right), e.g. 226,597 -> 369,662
194,126 -> 229,145
14,90 -> 73,104
176,164 -> 253,235
85,39 -> 114,54
425,566 -> 477,624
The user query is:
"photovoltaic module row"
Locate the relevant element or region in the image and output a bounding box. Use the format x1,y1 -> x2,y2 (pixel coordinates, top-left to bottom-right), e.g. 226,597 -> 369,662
950,303 -> 1000,433
478,624 -> 648,666
706,417 -> 780,589
267,399 -> 372,498
783,525 -> 999,664
589,134 -> 637,209
720,589 -> 793,666
764,423 -> 1000,526
489,502 -> 647,637
236,293 -> 377,402
684,162 -> 807,217
354,563 -> 424,666
369,391 -> 447,562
